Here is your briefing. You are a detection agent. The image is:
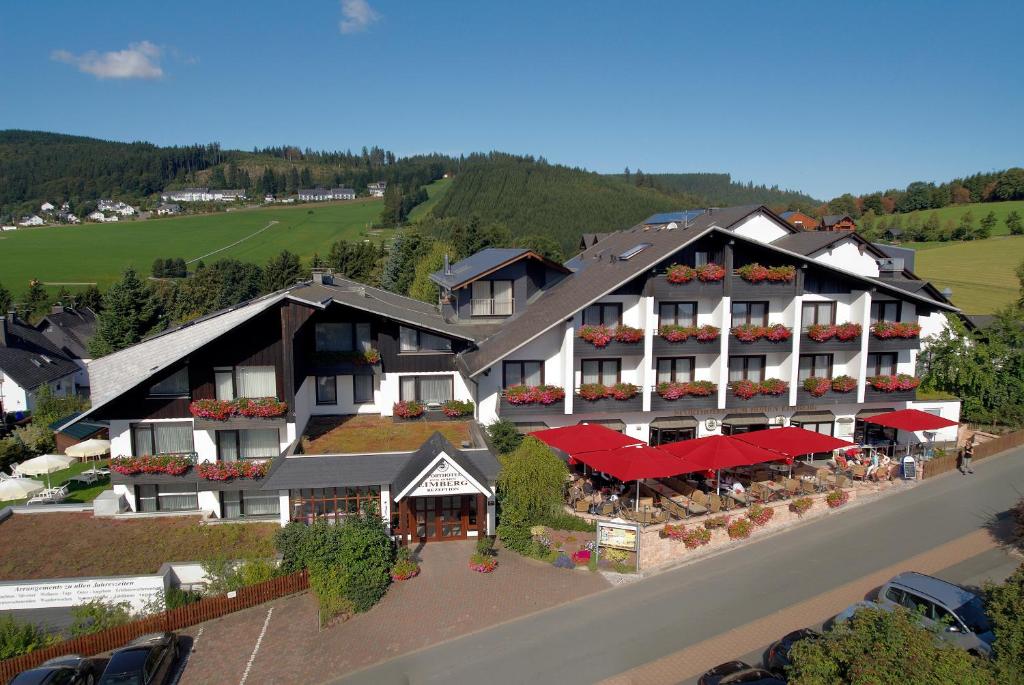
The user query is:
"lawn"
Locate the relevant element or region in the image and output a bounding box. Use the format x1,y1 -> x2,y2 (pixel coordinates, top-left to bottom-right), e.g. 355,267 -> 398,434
0,513 -> 278,579
0,458 -> 112,508
408,177 -> 452,222
301,415 -> 473,454
877,200 -> 1024,238
910,235 -> 1024,313
0,198 -> 388,291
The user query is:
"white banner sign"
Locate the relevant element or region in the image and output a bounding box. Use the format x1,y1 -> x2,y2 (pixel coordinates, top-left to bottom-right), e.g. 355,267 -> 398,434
0,574 -> 167,612
409,459 -> 480,497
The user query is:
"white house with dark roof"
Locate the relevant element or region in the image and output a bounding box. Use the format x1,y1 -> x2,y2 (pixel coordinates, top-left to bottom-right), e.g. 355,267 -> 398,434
298,188 -> 356,202
0,314 -> 80,414
59,204 -> 959,536
367,181 -> 387,197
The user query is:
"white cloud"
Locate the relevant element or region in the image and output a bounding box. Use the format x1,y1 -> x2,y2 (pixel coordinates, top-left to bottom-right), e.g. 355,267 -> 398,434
339,0 -> 380,34
51,41 -> 163,80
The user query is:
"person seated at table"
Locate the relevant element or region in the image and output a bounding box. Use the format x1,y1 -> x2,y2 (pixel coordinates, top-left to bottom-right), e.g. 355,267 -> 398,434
730,479 -> 746,495
582,479 -> 595,496
869,454 -> 893,481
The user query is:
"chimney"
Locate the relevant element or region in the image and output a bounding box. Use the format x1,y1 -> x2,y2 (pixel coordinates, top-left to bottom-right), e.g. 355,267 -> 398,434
51,304 -> 64,315
311,268 -> 334,285
444,254 -> 452,276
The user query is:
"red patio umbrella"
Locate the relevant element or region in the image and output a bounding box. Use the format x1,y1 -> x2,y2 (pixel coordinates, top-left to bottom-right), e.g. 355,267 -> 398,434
578,444 -> 690,511
862,409 -> 958,432
659,435 -> 782,494
532,424 -> 644,456
734,426 -> 856,457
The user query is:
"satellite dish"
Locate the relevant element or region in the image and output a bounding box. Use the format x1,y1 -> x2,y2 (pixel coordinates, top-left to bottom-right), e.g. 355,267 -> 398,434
666,222 -> 678,230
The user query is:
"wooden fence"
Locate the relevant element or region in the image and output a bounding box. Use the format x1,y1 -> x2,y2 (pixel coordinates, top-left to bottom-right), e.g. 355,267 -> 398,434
0,570 -> 308,682
924,428 -> 1024,479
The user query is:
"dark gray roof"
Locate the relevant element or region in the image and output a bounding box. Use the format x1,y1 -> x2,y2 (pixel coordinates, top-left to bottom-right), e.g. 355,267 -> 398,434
579,233 -> 611,250
0,317 -> 81,390
429,248 -> 528,289
49,412 -> 106,439
260,432 -> 499,492
36,307 -> 96,360
964,314 -> 995,330
872,243 -> 916,272
459,205 -> 765,376
821,214 -> 853,226
770,231 -> 850,255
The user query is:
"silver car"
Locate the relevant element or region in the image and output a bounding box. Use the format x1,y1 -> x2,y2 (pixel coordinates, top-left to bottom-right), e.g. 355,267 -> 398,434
836,572 -> 993,656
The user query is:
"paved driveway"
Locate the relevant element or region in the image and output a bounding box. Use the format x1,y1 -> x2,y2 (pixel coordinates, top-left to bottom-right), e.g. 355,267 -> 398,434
178,539 -> 609,684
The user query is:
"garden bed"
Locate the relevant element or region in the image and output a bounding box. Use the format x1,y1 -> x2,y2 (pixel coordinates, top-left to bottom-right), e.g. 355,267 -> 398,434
301,415 -> 473,454
0,513 -> 278,580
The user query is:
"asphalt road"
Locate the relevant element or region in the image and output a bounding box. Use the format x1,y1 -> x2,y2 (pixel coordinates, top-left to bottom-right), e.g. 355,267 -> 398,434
335,449 -> 1024,685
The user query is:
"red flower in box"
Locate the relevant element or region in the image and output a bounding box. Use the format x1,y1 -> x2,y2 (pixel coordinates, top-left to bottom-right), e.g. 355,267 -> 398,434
578,384 -> 609,401
393,400 -> 424,418
731,324 -> 764,343
579,324 -> 613,348
894,322 -> 922,338
503,385 -> 534,405
766,265 -> 796,282
831,375 -> 857,393
687,380 -> 717,396
697,263 -> 726,282
656,381 -> 689,400
737,263 -> 771,283
695,325 -> 721,342
535,385 -> 565,404
235,397 -> 287,418
746,504 -> 775,526
732,379 -> 759,399
802,377 -> 831,397
759,378 -> 789,396
613,325 -> 643,344
197,459 -> 269,481
441,400 -> 474,417
835,323 -> 862,341
896,374 -> 921,390
764,324 -> 792,341
610,383 -> 639,400
807,324 -> 837,342
666,264 -> 697,283
112,454 -> 193,476
867,375 -> 898,391
658,324 -> 694,342
504,385 -> 564,405
189,399 -> 234,420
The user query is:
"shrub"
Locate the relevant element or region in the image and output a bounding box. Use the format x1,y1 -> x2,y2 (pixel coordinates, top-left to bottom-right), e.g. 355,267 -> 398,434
200,556 -> 279,595
551,553 -> 574,569
703,515 -> 729,530
486,419 -> 523,455
789,497 -> 813,517
986,562 -> 1024,683
727,517 -> 754,539
275,521 -> 311,573
826,489 -> 850,508
496,505 -> 534,556
470,553 -> 498,572
165,587 -> 204,610
537,511 -> 596,532
747,504 -> 774,526
310,564 -> 355,625
70,600 -> 133,637
12,422 -> 55,455
0,615 -> 58,659
497,436 -> 569,524
391,547 -> 420,581
476,535 -> 495,556
571,549 -> 591,564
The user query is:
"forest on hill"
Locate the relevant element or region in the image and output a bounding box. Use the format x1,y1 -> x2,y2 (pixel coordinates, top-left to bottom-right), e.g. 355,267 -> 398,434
430,155 -> 705,253
610,171 -> 820,210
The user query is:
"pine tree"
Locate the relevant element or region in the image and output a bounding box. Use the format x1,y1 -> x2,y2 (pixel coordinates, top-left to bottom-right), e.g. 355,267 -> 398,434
300,167 -> 313,187
209,166 -> 227,188
261,167 -> 277,195
77,285 -> 103,312
21,280 -> 50,322
287,168 -> 300,194
90,268 -> 160,356
262,250 -> 302,291
1007,211 -> 1023,235
978,211 -> 997,239
152,258 -> 166,278
0,281 -> 11,315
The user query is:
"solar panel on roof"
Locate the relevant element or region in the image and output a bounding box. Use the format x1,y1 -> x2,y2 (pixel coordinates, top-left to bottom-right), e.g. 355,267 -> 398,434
643,210 -> 706,225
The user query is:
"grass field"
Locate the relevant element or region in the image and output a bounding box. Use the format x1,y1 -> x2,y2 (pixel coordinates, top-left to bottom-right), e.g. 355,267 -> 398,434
0,198 -> 387,291
881,200 -> 1024,237
409,176 -> 452,222
910,235 -> 1024,313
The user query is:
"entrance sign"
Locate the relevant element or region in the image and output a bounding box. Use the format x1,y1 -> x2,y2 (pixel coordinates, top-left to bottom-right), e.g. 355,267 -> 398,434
596,520 -> 641,571
0,573 -> 167,612
409,459 -> 479,497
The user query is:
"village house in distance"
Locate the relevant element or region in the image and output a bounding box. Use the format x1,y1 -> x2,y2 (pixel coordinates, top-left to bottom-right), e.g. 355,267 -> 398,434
61,205 -> 959,542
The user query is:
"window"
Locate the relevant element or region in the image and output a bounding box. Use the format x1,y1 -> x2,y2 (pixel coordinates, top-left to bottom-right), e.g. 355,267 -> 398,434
581,359 -> 620,386
694,250 -> 720,267
399,326 -> 452,352
871,301 -> 901,323
582,303 -> 622,326
315,322 -> 372,352
132,422 -> 194,455
136,483 -> 198,512
659,302 -> 697,327
215,367 -> 235,401
399,375 -> 454,404
217,429 -> 279,460
222,491 -> 280,519
656,357 -> 695,383
731,301 -> 769,326
792,420 -> 834,436
650,426 -> 696,446
728,356 -> 765,382
619,243 -> 652,260
867,352 -> 898,376
470,280 -> 514,316
235,366 -> 277,398
798,354 -> 833,381
503,361 -> 544,388
148,368 -> 189,397
289,486 -> 381,523
353,374 -> 374,404
802,301 -> 836,327
316,376 -> 337,405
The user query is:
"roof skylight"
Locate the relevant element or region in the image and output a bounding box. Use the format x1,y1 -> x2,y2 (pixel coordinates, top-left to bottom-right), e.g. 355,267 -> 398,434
619,243 -> 653,260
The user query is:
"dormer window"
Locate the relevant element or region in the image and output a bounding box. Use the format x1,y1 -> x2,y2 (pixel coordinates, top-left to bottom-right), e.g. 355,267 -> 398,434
316,322 -> 371,352
471,280 -> 513,316
399,326 -> 452,353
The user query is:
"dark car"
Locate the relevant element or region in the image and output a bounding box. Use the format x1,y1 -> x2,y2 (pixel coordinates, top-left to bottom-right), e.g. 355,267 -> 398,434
698,660 -> 787,685
765,628 -> 820,676
9,655 -> 98,685
97,632 -> 178,685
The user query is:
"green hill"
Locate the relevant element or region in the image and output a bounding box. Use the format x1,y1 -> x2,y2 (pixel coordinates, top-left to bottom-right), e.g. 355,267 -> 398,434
912,235 -> 1024,314
431,157 -> 706,252
867,200 -> 1024,239
610,172 -> 819,209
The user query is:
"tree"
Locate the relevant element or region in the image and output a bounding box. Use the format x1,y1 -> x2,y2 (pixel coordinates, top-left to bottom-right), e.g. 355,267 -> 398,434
262,250 -> 302,291
0,281 -> 10,314
20,279 -> 50,322
486,419 -> 523,455
1007,211 -> 1023,235
90,268 -> 161,356
517,234 -> 564,262
0,614 -> 57,659
380,231 -> 425,294
994,168 -> 1024,201
787,606 -> 992,684
77,284 -> 103,312
208,166 -> 227,189
300,167 -> 313,187
380,182 -> 405,226
979,211 -> 998,239
152,258 -> 166,278
327,240 -> 380,284
408,241 -> 452,303
496,436 -> 568,524
69,600 -> 133,637
953,211 -> 975,240
986,562 -> 1024,683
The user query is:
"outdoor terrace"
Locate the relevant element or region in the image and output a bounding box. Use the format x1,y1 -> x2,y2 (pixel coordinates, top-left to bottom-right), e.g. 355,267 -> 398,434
300,414 -> 477,454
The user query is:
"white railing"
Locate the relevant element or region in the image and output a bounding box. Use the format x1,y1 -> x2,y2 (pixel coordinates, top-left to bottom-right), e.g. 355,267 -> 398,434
471,298 -> 514,316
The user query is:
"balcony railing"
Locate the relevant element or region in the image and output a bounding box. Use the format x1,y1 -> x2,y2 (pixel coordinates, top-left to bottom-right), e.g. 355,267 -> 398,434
471,298 -> 514,317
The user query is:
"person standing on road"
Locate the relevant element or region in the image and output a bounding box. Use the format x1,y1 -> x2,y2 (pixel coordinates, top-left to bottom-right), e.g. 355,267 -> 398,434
961,436 -> 975,475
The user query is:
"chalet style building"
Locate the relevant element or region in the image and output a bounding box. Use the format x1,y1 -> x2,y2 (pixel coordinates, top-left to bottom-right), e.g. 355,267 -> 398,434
0,314 -> 81,414
61,205 -> 959,541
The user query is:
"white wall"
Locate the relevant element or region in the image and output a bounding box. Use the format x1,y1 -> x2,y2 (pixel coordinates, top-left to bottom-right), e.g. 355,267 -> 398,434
301,373 -> 382,416
379,371 -> 471,417
907,400 -> 961,443
809,238 -> 880,277
0,371 -> 29,412
732,213 -> 791,243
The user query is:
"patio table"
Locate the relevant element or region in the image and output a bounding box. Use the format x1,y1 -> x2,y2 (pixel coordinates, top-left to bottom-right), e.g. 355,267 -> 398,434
646,481 -> 707,516
69,472 -> 98,485
722,490 -> 748,506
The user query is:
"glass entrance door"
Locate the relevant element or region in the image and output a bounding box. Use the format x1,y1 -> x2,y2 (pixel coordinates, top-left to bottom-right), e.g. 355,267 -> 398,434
440,496 -> 464,537
409,496 -> 469,541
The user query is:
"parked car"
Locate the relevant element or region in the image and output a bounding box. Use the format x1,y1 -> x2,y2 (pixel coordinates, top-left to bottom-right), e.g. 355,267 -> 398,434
832,572 -> 993,656
9,655 -> 98,685
97,632 -> 179,685
765,628 -> 820,676
698,660 -> 786,685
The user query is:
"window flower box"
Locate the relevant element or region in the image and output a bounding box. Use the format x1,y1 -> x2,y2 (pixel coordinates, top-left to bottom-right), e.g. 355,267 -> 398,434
197,459 -> 270,481
658,324 -> 720,343
441,399 -> 474,418
730,378 -> 788,401
802,377 -> 831,397
112,454 -> 195,476
730,325 -> 793,352
577,383 -> 639,401
578,324 -> 643,348
871,321 -> 921,339
499,385 -> 565,415
189,397 -> 287,420
832,375 -> 857,393
736,263 -> 796,283
655,380 -> 717,400
666,263 -> 726,284
867,374 -> 920,392
393,400 -> 425,419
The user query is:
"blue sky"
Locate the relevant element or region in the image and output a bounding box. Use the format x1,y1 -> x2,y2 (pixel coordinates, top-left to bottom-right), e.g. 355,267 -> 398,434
1,0 -> 1021,200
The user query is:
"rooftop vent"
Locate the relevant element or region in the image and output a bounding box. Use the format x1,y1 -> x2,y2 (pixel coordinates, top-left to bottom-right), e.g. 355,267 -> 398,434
444,254 -> 452,276
311,268 -> 334,285
876,257 -> 905,272
619,243 -> 653,260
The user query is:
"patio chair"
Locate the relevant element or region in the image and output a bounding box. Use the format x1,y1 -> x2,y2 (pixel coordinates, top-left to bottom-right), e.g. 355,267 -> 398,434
800,479 -> 817,496
709,493 -> 722,514
784,478 -> 801,497
835,475 -> 849,490
849,463 -> 868,481
27,484 -> 69,505
574,499 -> 591,513
598,501 -> 615,516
